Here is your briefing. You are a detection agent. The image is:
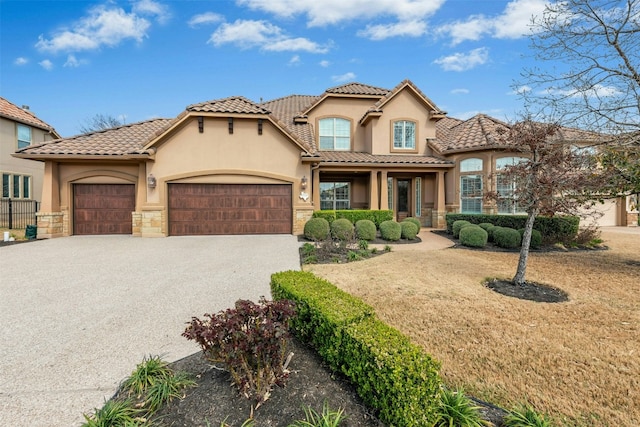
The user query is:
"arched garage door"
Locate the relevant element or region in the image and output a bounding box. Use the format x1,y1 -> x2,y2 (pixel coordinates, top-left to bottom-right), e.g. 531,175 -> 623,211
73,184 -> 135,235
168,183 -> 292,235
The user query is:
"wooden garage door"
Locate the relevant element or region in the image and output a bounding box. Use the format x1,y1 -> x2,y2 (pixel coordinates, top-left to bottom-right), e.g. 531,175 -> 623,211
168,183 -> 292,235
74,184 -> 135,235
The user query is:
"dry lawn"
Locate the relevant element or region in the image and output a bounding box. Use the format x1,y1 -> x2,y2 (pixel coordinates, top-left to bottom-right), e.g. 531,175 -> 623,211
305,229 -> 639,427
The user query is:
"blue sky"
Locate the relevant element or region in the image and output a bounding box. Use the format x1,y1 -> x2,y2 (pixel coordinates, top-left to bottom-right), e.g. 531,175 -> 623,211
1,0 -> 550,137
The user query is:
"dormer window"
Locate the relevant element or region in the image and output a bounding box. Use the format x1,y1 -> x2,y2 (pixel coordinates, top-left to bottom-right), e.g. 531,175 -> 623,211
393,120 -> 416,150
319,118 -> 350,150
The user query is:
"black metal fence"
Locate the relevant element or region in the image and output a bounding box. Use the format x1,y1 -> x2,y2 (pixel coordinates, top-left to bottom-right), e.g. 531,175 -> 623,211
0,198 -> 39,229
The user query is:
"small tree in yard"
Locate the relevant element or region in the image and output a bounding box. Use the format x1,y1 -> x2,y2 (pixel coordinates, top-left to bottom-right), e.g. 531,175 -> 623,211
486,119 -> 608,286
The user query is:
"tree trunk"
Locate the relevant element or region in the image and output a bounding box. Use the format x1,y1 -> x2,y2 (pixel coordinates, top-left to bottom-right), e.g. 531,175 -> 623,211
513,209 -> 538,286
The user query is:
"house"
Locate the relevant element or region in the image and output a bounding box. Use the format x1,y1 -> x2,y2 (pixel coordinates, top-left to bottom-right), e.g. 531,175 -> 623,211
13,80 -> 636,238
1,97 -> 60,203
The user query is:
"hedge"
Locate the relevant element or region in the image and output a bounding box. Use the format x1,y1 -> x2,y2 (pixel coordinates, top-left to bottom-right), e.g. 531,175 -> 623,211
445,213 -> 579,242
313,210 -> 394,228
271,271 -> 441,427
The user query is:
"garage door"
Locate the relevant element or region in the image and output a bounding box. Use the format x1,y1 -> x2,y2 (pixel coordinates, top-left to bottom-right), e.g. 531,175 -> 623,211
74,184 -> 135,235
168,183 -> 292,235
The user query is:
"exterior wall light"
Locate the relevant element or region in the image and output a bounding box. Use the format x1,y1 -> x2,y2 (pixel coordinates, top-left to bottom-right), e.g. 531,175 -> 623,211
147,174 -> 157,188
301,175 -> 308,190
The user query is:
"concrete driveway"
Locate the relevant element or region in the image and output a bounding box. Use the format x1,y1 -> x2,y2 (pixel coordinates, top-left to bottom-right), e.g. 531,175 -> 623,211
0,235 -> 301,426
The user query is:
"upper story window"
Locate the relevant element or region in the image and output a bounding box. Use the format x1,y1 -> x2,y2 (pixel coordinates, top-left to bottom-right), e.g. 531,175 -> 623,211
319,118 -> 350,150
393,120 -> 416,150
496,157 -> 526,170
460,158 -> 483,172
17,124 -> 32,149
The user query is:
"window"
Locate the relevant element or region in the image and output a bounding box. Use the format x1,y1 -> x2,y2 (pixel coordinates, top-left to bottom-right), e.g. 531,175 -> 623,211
415,177 -> 422,217
460,175 -> 482,213
496,157 -> 526,214
17,124 -> 32,149
319,118 -> 350,150
460,158 -> 483,172
393,121 -> 416,150
1,173 -> 32,199
320,182 -> 350,210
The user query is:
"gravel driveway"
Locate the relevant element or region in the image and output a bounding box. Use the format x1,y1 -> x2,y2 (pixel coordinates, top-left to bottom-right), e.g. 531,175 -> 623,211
0,235 -> 301,426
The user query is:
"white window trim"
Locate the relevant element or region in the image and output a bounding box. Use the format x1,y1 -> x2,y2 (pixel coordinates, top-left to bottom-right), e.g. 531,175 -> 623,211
392,120 -> 416,150
460,174 -> 483,214
318,117 -> 351,151
415,177 -> 421,217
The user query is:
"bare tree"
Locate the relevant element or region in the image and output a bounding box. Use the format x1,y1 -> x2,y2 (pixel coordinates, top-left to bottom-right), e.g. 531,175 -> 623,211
487,119 -> 609,286
79,114 -> 124,134
521,0 -> 640,135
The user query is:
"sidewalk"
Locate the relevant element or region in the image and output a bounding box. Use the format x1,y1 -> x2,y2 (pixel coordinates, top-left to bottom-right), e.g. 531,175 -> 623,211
369,228 -> 454,252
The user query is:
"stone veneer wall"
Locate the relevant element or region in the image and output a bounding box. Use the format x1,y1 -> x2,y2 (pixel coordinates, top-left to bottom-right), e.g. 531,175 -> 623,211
627,212 -> 639,226
36,212 -> 65,238
294,207 -> 314,235
132,210 -> 165,237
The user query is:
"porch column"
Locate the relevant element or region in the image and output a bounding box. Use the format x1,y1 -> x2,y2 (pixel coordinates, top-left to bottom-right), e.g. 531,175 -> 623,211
312,168 -> 320,210
380,170 -> 389,210
40,161 -> 60,212
433,170 -> 446,229
369,170 -> 379,210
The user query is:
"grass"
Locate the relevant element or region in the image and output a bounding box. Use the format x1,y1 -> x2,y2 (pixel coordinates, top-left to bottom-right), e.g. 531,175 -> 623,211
433,388 -> 490,427
0,227 -> 26,240
306,229 -> 640,427
288,402 -> 347,427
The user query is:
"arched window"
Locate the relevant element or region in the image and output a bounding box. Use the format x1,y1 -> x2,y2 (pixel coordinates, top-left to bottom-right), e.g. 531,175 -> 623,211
319,118 -> 351,150
496,157 -> 527,214
460,158 -> 483,213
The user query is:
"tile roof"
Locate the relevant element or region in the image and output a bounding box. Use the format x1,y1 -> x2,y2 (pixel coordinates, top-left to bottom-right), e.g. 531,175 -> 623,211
432,114 -> 512,153
0,97 -> 60,136
260,95 -> 319,152
16,118 -> 172,156
324,82 -> 390,96
187,96 -> 271,115
303,151 -> 453,166
361,79 -> 445,123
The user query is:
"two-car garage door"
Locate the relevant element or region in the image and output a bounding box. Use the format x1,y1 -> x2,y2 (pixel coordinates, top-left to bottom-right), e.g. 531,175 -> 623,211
168,183 -> 292,235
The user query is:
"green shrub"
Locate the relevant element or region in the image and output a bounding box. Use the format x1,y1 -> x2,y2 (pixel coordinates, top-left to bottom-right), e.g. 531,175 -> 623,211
493,227 -> 522,249
504,405 -> 551,427
518,228 -> 542,249
478,222 -> 493,231
82,399 -> 142,427
313,210 -> 394,228
379,220 -> 402,241
312,210 -> 337,225
459,225 -> 488,248
288,402 -> 346,427
402,217 -> 421,233
401,221 -> 419,240
330,218 -> 354,241
452,220 -> 471,238
304,218 -> 330,241
355,219 -> 377,241
433,388 -> 490,427
271,271 -> 441,427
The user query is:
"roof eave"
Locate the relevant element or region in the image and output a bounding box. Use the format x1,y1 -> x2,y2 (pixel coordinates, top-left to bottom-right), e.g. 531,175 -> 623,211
12,153 -> 152,161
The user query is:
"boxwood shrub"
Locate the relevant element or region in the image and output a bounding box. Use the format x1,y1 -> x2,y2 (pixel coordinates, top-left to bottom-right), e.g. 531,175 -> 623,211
459,225 -> 488,248
401,221 -> 419,240
270,271 -> 441,427
445,213 -> 579,243
312,210 -> 394,228
355,219 -> 377,241
379,220 -> 402,241
518,228 -> 542,249
303,217 -> 330,241
402,217 -> 421,233
452,220 -> 471,238
330,218 -> 355,241
493,226 -> 522,249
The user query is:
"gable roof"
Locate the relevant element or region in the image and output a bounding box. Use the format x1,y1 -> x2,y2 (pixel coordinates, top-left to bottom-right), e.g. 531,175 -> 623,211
298,82 -> 391,118
0,97 -> 61,137
187,96 -> 271,115
432,114 -> 513,154
14,118 -> 171,159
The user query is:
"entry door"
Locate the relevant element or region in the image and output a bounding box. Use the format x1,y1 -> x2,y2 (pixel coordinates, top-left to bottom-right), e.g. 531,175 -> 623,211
396,179 -> 410,222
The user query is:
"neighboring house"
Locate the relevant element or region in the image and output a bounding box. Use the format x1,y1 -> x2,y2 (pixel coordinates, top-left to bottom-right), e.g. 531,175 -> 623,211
1,97 -> 60,203
13,80 -> 636,238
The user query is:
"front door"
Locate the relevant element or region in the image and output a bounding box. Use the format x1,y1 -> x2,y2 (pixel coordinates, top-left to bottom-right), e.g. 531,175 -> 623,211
396,179 -> 410,222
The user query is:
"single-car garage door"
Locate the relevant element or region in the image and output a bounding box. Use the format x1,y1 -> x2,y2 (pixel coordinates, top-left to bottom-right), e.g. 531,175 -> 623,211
74,184 -> 135,235
168,183 -> 292,235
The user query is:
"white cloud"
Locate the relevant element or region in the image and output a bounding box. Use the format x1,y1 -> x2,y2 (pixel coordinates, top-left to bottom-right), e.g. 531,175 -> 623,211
188,12 -> 224,27
132,0 -> 171,24
288,55 -> 301,65
508,85 -> 531,95
64,54 -> 88,67
332,72 -> 356,83
209,19 -> 329,53
433,47 -> 489,72
357,19 -> 427,40
35,4 -> 152,53
437,0 -> 547,45
39,59 -> 54,70
14,57 -> 28,65
451,88 -> 470,94
543,84 -> 622,99
319,60 -> 330,67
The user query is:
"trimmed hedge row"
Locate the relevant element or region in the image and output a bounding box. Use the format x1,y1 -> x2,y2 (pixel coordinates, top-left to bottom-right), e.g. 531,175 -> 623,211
313,210 -> 394,227
271,271 -> 441,427
445,213 -> 579,242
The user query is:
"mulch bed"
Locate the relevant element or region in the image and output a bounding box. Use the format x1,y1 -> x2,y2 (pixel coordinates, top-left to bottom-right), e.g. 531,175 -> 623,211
485,279 -> 569,303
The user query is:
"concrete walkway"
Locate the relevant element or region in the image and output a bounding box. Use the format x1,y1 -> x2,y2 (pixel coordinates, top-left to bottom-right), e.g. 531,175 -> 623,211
0,235 -> 301,427
370,228 -> 455,252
